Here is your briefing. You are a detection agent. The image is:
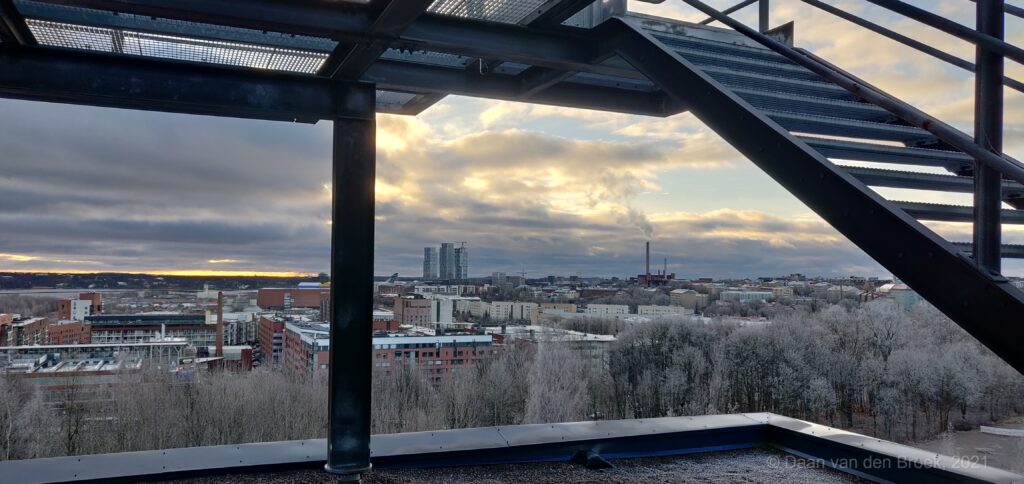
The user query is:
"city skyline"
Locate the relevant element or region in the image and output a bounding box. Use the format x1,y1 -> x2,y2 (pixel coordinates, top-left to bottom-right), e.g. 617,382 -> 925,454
0,0 -> 1022,278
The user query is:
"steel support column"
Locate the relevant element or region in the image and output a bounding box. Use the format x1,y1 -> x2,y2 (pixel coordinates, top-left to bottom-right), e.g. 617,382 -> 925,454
974,0 -> 1004,273
326,114 -> 376,481
759,0 -> 769,32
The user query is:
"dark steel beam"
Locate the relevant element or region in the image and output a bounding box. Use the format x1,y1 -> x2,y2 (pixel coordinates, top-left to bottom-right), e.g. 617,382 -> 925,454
974,0 -> 1006,273
863,0 -> 1024,64
698,0 -> 757,25
523,0 -> 597,27
363,60 -> 672,116
518,66 -> 578,98
0,45 -> 374,121
399,14 -> 636,77
326,115 -> 376,480
26,1 -> 636,76
0,0 -> 36,45
799,0 -> 1024,94
320,0 -> 433,80
608,14 -> 1024,375
954,242 -> 1024,259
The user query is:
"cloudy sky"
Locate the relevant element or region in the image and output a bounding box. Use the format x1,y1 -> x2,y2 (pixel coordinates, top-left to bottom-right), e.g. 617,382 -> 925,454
1,0 -> 1023,279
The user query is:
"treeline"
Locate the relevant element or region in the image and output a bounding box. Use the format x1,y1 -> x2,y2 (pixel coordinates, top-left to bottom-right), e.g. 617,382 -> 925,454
1,301 -> 1021,461
0,295 -> 58,319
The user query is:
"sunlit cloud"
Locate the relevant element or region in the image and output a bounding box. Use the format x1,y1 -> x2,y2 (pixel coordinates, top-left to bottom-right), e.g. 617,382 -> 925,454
0,253 -> 39,262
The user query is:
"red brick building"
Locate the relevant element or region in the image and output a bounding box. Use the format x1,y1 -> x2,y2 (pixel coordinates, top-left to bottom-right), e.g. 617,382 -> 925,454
46,320 -> 91,345
282,321 -> 330,379
56,292 -> 102,320
4,317 -> 49,346
393,295 -> 432,326
218,346 -> 254,372
372,335 -> 503,381
257,315 -> 286,366
376,284 -> 410,296
373,310 -> 397,332
257,288 -> 330,310
277,318 -> 502,381
0,314 -> 13,346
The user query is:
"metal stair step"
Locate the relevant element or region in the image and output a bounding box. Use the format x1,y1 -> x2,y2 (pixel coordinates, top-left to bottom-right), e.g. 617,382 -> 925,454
671,45 -> 822,82
894,201 -> 1024,224
953,242 -> 1024,259
765,110 -> 935,142
799,137 -> 972,168
652,33 -> 790,64
733,88 -> 892,122
842,166 -> 1024,199
702,66 -> 857,101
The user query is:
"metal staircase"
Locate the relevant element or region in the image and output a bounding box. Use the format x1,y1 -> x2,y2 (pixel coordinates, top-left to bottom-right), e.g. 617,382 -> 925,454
603,5 -> 1024,373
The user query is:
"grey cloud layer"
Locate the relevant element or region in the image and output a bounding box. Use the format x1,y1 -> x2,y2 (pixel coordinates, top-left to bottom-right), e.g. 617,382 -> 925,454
0,96 -> 892,277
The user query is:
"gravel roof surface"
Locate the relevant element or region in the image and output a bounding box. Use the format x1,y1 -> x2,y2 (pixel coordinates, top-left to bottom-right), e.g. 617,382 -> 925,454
166,448 -> 865,483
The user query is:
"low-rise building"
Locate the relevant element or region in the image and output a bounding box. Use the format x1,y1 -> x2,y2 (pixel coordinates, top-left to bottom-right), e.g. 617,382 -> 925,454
540,302 -> 577,313
429,296 -> 455,324
720,291 -> 773,303
584,304 -> 629,316
373,309 -> 397,332
86,313 -> 215,346
56,292 -> 103,321
280,324 -> 502,381
223,313 -> 258,346
257,287 -> 330,310
283,321 -> 331,379
488,325 -> 614,364
46,320 -> 91,345
5,317 -> 49,346
257,315 -> 287,366
883,284 -> 922,310
373,334 -> 501,380
636,305 -> 694,316
0,314 -> 12,346
486,301 -> 538,322
393,295 -> 433,326
770,286 -> 794,299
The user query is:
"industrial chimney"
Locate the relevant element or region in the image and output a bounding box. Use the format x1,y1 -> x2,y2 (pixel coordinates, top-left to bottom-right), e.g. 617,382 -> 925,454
645,241 -> 651,286
215,291 -> 224,357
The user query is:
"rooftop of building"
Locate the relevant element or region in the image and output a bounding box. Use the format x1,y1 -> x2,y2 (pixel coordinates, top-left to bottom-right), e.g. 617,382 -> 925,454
85,313 -> 205,325
6,414 -> 1020,483
488,325 -> 616,343
167,449 -> 863,484
0,340 -> 190,351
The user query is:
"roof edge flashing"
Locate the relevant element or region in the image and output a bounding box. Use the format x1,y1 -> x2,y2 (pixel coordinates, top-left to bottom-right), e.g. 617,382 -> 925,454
0,413 -> 1019,484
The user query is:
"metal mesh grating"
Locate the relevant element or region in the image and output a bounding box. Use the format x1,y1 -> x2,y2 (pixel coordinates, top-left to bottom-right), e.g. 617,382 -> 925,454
380,48 -> 469,68
26,19 -> 329,74
376,90 -> 419,111
16,1 -> 337,52
427,0 -> 549,24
